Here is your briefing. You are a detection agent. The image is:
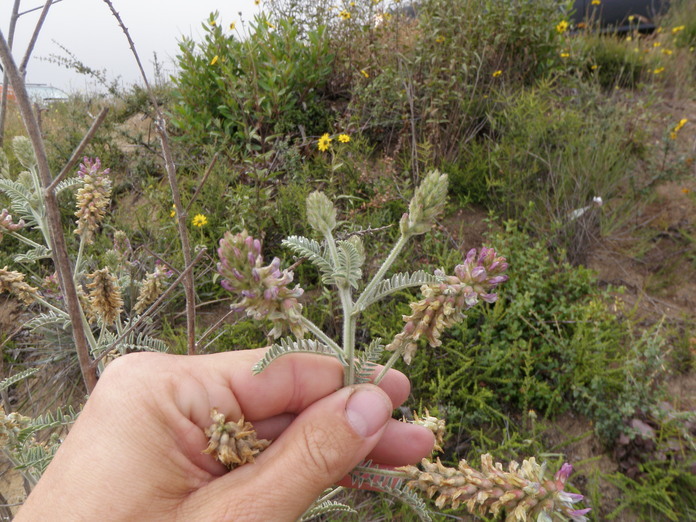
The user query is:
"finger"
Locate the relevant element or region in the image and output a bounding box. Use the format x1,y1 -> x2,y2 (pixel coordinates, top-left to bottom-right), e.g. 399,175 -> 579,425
185,384 -> 393,520
255,416 -> 434,466
178,349 -> 411,428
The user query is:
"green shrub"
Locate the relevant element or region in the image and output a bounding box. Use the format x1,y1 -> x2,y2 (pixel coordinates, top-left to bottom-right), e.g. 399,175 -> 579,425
580,34 -> 649,89
171,12 -> 334,155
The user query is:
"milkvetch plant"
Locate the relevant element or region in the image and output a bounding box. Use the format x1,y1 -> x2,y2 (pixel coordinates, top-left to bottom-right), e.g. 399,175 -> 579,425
213,170 -> 589,520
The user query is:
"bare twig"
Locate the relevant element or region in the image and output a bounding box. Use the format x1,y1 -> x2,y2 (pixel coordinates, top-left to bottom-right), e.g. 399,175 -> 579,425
0,30 -> 98,392
103,0 -> 198,354
47,107 -> 109,192
18,0 -> 54,75
185,152 -> 219,213
0,0 -> 21,147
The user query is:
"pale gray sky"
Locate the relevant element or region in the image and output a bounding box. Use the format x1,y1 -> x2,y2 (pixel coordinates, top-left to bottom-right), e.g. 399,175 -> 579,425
2,0 -> 261,93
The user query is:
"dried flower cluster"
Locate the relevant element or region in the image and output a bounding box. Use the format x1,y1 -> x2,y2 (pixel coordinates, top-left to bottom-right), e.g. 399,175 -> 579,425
387,247 -> 509,363
0,208 -> 24,243
203,408 -> 271,470
400,455 -> 590,521
218,230 -> 305,338
74,157 -> 112,244
0,267 -> 38,305
134,264 -> 169,315
0,405 -> 30,449
86,268 -> 123,325
411,410 -> 446,453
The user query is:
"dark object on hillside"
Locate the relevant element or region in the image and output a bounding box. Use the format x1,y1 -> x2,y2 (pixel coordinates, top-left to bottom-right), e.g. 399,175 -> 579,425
570,0 -> 670,32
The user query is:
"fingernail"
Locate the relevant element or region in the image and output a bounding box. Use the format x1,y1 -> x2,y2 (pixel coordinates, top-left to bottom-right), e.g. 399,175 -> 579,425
345,387 -> 391,438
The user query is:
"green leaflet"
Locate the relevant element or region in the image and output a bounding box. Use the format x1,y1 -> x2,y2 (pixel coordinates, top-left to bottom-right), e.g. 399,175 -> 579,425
334,239 -> 364,289
253,338 -> 343,374
356,270 -> 442,312
283,235 -> 335,284
0,368 -> 39,393
300,500 -> 357,521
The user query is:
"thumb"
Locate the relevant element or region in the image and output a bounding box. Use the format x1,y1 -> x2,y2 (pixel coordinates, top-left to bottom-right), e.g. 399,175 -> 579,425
201,384 -> 392,520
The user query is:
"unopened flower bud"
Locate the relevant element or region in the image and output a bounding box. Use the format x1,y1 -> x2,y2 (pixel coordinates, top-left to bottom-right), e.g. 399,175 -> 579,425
401,170 -> 448,236
12,136 -> 37,169
306,191 -> 337,235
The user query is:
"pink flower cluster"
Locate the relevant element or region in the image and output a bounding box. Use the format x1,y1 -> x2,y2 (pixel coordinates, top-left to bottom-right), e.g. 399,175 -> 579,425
218,230 -> 305,338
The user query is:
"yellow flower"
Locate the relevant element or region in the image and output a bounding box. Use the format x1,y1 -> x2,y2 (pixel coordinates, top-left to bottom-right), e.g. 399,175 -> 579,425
556,20 -> 569,33
230,22 -> 236,30
170,205 -> 176,218
210,20 -> 217,27
192,214 -> 208,227
318,133 -> 332,151
628,15 -> 635,22
560,52 -> 570,58
682,188 -> 691,194
339,10 -> 351,20
591,0 -> 600,5
360,69 -> 369,78
255,0 -> 260,5
210,55 -> 219,65
653,41 -> 661,47
626,36 -> 632,41
435,35 -> 445,43
338,134 -> 351,143
653,67 -> 665,74
662,49 -> 673,55
674,118 -> 688,133
591,64 -> 598,70
492,70 -> 502,77
672,25 -> 685,34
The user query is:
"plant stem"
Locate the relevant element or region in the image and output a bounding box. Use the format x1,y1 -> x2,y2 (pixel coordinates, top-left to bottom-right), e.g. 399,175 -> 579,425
299,316 -> 344,357
373,345 -> 404,385
0,30 -> 98,392
354,233 -> 409,312
353,465 -> 409,480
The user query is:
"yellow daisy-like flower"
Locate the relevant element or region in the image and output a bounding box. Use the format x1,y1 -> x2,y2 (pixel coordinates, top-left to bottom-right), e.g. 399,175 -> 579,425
672,25 -> 685,34
318,133 -> 332,152
210,55 -> 219,66
435,35 -> 445,43
591,0 -> 600,4
653,67 -> 665,74
230,22 -> 236,30
628,15 -> 635,22
338,134 -> 351,143
560,52 -> 570,58
674,118 -> 688,133
591,64 -> 598,70
339,10 -> 351,20
170,204 -> 177,218
360,69 -> 369,78
653,41 -> 661,48
192,214 -> 208,227
662,49 -> 673,55
556,20 -> 569,33
492,70 -> 502,77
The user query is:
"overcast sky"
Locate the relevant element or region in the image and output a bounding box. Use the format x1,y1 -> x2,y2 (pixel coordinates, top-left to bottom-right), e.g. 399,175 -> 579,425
2,0 -> 260,93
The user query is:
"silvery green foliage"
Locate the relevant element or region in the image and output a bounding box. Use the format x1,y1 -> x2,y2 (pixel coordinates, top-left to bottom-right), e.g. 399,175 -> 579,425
300,500 -> 356,521
253,338 -> 342,374
0,368 -> 39,392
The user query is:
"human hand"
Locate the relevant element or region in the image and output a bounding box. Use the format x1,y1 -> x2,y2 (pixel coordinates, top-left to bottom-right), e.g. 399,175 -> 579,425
17,349 -> 434,521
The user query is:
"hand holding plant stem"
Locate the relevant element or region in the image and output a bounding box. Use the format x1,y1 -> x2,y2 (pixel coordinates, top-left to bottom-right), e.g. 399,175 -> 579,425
215,170 -> 589,520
